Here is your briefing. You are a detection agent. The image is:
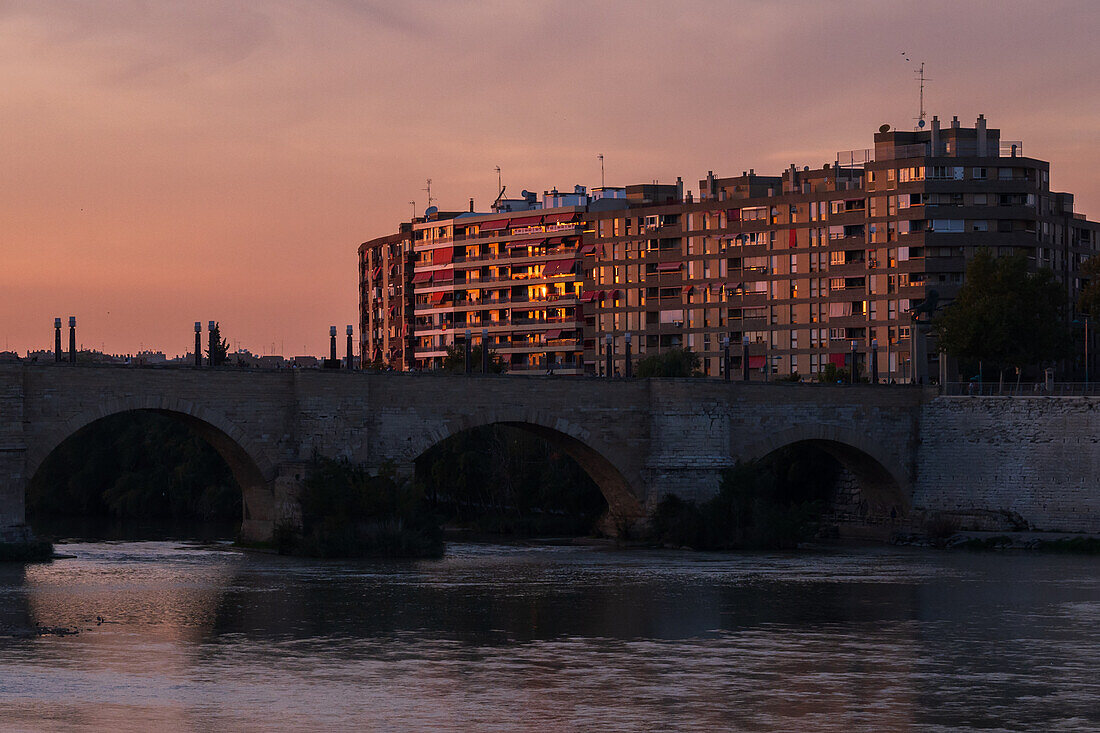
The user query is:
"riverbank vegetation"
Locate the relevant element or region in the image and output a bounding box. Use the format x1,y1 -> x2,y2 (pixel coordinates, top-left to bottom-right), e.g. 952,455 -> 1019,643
275,456 -> 443,558
27,411 -> 241,534
648,445 -> 839,550
415,425 -> 607,537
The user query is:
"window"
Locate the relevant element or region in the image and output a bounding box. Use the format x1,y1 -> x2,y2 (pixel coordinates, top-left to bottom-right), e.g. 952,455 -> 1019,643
973,167 -> 987,180
830,250 -> 846,265
930,219 -> 965,233
972,220 -> 989,232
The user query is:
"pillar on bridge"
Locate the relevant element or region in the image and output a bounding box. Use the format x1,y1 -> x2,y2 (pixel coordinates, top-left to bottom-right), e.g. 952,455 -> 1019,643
346,326 -> 355,370
68,317 -> 76,364
54,319 -> 62,363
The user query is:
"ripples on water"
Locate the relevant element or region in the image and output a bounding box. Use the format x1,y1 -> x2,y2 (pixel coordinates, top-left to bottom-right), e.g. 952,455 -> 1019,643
1,541 -> 1099,732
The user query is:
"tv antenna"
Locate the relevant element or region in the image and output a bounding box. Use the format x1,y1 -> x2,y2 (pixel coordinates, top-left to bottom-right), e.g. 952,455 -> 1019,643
423,179 -> 434,208
409,200 -> 416,218
597,154 -> 605,188
914,61 -> 930,128
492,166 -> 506,209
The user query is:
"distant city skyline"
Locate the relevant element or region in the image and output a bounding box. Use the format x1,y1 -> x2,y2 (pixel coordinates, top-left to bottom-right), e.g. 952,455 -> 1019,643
3,0 -> 1098,356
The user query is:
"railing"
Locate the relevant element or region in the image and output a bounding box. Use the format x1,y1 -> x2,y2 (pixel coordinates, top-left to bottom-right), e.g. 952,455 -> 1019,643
941,381 -> 1100,396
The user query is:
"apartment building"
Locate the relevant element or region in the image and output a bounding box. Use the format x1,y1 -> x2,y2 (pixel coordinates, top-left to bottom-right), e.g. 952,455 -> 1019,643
359,116 -> 1100,380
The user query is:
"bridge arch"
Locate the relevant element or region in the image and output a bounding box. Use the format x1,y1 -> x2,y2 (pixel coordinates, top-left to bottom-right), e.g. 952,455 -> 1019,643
401,409 -> 645,525
25,397 -> 280,536
738,424 -> 911,517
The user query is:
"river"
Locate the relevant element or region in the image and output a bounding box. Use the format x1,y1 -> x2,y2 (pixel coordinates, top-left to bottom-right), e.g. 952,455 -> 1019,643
1,541 -> 1099,731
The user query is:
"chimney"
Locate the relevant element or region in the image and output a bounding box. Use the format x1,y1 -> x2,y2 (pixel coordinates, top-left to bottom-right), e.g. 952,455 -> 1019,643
788,163 -> 797,192
931,115 -> 940,156
976,114 -> 988,157
675,176 -> 683,201
951,115 -> 959,129
706,170 -> 716,198
469,197 -> 474,212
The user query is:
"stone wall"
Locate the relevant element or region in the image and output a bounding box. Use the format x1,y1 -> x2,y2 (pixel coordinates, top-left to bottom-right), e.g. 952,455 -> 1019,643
915,396 -> 1100,532
5,363 -> 1100,543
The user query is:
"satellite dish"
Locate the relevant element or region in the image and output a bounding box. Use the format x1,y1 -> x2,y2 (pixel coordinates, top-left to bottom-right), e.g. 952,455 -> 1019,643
918,119 -> 926,128
425,206 -> 438,217
878,123 -> 891,133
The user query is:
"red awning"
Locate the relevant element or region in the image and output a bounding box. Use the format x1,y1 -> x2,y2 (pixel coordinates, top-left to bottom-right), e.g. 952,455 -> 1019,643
547,236 -> 565,245
543,212 -> 577,224
544,329 -> 562,340
433,247 -> 454,265
681,285 -> 694,295
579,244 -> 597,255
411,271 -> 433,284
580,291 -> 598,302
595,290 -> 607,300
748,356 -> 765,368
656,261 -> 681,271
726,208 -> 741,222
507,240 -> 533,249
542,259 -> 575,277
509,215 -> 543,228
429,292 -> 446,304
480,219 -> 507,231
724,281 -> 742,290
433,269 -> 454,282
789,229 -> 797,248
829,352 -> 848,367
607,289 -> 621,298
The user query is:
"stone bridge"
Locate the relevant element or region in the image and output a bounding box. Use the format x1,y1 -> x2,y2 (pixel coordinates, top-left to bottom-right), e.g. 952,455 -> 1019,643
2,364 -> 1098,543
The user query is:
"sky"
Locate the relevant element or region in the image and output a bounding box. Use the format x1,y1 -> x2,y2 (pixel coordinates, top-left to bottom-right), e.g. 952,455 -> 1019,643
2,0 -> 1098,357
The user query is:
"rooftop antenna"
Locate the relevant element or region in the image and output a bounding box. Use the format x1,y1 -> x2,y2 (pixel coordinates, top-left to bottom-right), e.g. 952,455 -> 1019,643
409,200 -> 416,218
423,179 -> 434,208
597,154 -> 605,188
913,60 -> 931,129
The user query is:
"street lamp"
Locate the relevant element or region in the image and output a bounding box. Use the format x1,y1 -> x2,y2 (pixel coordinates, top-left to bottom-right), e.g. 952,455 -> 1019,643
329,326 -> 338,363
624,332 -> 632,378
464,328 -> 472,374
481,328 -> 489,374
54,318 -> 62,363
871,338 -> 879,384
850,340 -> 857,385
742,337 -> 750,382
346,325 -> 355,370
722,336 -> 731,382
605,333 -> 613,379
68,316 -> 76,364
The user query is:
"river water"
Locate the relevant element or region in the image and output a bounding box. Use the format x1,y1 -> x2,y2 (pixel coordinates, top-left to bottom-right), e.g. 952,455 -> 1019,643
1,541 -> 1099,732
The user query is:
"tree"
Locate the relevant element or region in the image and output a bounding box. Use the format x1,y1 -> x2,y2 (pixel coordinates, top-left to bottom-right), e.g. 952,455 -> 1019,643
441,343 -> 504,373
634,347 -> 701,378
207,322 -> 229,366
1078,256 -> 1100,319
933,249 -> 1071,382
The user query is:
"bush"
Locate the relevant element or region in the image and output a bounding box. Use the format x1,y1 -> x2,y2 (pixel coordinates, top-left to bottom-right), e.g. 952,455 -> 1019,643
634,348 -> 701,378
648,447 -> 837,551
287,456 -> 443,558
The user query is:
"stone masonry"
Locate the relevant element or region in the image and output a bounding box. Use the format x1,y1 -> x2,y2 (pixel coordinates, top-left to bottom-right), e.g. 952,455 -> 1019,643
2,363 -> 1098,542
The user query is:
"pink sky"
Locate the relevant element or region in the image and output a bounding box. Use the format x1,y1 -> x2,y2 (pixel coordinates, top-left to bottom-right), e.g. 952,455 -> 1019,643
2,0 -> 1098,357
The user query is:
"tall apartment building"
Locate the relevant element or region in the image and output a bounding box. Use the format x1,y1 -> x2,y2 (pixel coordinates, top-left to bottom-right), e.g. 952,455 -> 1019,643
359,116 -> 1100,380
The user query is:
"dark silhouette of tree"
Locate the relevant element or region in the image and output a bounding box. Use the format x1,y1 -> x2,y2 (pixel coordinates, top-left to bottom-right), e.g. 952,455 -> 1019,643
933,249 -> 1071,381
207,322 -> 229,366
441,343 -> 504,373
1078,256 -> 1100,319
634,347 -> 701,377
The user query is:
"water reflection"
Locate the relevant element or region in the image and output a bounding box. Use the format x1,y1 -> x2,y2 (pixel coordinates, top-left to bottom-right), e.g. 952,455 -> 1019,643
1,542 -> 1098,731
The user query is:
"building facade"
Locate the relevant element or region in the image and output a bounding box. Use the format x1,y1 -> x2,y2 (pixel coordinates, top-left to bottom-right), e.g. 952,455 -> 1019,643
359,116 -> 1100,380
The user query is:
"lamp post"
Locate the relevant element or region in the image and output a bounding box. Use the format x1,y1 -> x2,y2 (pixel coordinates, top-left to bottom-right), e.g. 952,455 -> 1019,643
464,328 -> 472,374
722,336 -> 731,382
329,326 -> 337,364
54,318 -> 62,362
850,340 -> 857,385
605,334 -> 613,379
194,322 -> 202,367
742,337 -> 750,382
481,328 -> 489,374
624,333 -> 632,379
871,338 -> 879,385
346,325 -> 354,370
68,316 -> 76,364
